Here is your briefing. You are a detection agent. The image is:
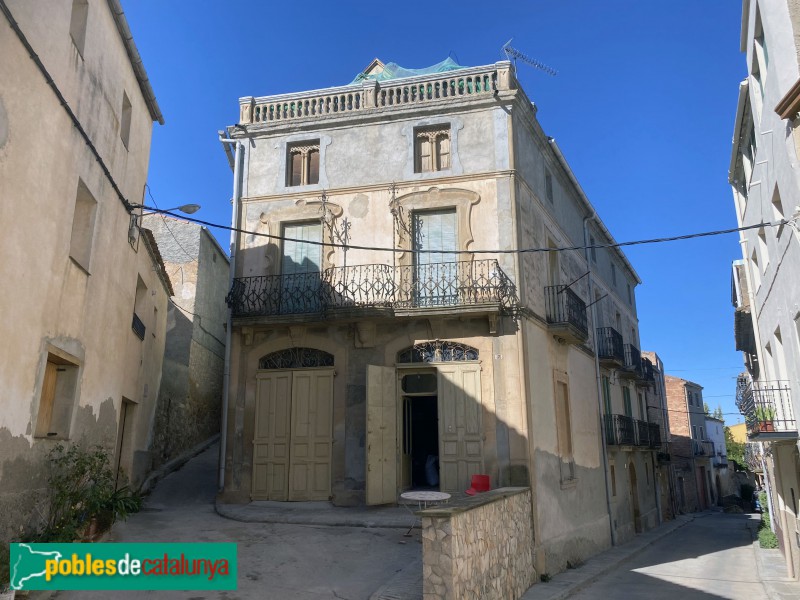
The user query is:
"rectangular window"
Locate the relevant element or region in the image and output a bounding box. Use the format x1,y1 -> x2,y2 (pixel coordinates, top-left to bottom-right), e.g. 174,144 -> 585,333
287,141 -> 320,186
627,283 -> 632,304
132,275 -> 147,340
412,210 -> 458,306
758,228 -> 769,272
414,126 -> 450,173
602,375 -> 612,415
69,179 -> 97,272
610,464 -> 617,496
35,352 -> 80,439
699,426 -> 704,440
750,248 -> 761,290
120,92 -> 132,149
590,235 -> 597,262
772,186 -> 785,237
545,170 -> 554,203
555,380 -> 573,459
69,0 -> 88,57
282,221 -> 323,313
611,263 -> 617,286
638,392 -> 645,420
692,425 -> 698,439
623,386 -> 632,417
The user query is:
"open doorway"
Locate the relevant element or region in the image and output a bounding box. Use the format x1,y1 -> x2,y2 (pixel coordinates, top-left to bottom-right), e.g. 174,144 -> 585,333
401,371 -> 439,490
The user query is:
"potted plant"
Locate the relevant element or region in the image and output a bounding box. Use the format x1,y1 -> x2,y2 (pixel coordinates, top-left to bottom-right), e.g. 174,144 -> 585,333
755,405 -> 776,432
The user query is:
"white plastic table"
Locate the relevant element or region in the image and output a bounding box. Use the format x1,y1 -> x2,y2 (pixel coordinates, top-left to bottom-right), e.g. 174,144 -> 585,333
400,491 -> 451,536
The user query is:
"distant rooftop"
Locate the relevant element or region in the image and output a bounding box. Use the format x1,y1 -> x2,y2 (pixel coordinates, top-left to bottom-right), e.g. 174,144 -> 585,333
350,57 -> 468,85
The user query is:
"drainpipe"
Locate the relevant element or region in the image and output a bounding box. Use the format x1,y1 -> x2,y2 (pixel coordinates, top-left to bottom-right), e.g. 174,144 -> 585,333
218,134 -> 244,491
583,212 -> 617,546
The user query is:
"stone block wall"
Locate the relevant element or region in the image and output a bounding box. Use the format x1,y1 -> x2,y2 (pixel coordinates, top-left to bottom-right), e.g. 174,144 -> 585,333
419,487 -> 534,600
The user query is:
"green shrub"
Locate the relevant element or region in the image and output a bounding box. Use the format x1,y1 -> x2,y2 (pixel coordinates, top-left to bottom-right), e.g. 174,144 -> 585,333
759,527 -> 778,548
36,443 -> 141,542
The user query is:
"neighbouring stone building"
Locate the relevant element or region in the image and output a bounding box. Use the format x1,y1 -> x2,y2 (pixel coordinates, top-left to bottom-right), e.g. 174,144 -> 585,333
729,0 -> 800,579
665,376 -> 718,512
220,56 -> 661,579
0,0 -> 168,541
641,350 -> 677,522
141,215 -> 229,469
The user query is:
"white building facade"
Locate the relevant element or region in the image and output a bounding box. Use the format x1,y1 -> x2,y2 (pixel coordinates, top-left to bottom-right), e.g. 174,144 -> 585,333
730,0 -> 800,579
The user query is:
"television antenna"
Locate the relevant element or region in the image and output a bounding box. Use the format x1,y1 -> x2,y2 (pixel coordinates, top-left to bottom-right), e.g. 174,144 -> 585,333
502,39 -> 557,77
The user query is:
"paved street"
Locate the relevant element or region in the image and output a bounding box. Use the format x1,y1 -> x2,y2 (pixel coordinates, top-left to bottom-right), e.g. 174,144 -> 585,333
51,445 -> 419,600
568,513 -> 773,600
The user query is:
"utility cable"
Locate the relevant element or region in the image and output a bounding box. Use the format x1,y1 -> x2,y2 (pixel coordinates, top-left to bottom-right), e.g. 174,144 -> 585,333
140,205 -> 792,256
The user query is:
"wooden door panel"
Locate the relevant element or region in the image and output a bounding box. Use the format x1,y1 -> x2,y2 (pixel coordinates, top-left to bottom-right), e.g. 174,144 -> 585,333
289,370 -> 333,501
366,365 -> 398,505
438,365 -> 483,493
252,372 -> 292,500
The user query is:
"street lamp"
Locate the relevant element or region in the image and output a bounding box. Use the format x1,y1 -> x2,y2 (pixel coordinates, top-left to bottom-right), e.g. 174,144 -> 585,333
127,203 -> 202,249
128,203 -> 201,215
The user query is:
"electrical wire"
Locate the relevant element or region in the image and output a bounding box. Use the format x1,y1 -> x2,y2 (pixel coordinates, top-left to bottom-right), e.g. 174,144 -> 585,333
140,205 -> 791,256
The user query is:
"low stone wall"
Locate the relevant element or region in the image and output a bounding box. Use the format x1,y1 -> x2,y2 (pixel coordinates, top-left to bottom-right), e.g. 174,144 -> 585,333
418,487 -> 534,600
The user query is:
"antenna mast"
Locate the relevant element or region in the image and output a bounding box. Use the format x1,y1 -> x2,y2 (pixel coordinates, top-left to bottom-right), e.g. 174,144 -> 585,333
502,39 -> 557,77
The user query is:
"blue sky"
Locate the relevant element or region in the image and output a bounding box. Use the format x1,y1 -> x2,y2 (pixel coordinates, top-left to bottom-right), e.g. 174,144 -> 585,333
125,1 -> 747,423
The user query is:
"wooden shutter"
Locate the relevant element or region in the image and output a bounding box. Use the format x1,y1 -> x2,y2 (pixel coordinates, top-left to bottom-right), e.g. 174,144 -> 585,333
366,366 -> 398,505
416,136 -> 432,172
623,387 -> 632,417
282,222 -> 322,275
437,364 -> 483,493
307,150 -> 320,184
437,134 -> 450,170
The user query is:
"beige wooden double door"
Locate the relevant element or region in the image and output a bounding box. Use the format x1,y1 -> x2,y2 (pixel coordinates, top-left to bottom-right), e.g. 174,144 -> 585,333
252,369 -> 333,501
366,364 -> 483,505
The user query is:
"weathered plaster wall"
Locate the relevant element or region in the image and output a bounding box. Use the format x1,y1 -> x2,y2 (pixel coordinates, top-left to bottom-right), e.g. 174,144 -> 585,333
0,0 -> 165,542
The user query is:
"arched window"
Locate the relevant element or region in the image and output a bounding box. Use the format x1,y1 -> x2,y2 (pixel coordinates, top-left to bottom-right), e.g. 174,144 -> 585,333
397,340 -> 478,363
259,347 -> 334,370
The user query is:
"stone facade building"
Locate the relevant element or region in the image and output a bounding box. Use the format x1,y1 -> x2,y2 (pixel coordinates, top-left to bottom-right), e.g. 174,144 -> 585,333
141,215 -> 229,470
220,57 -> 660,575
664,376 -> 717,512
729,0 -> 800,579
0,0 -> 168,540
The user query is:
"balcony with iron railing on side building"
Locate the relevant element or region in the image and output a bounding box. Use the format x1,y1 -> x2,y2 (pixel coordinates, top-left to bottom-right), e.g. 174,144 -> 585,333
736,375 -> 797,441
640,357 -> 656,383
603,414 -> 661,449
596,327 -> 625,367
226,259 -> 517,323
620,343 -> 644,380
544,285 -> 588,344
712,450 -> 729,469
692,439 -> 715,457
237,62 -> 514,127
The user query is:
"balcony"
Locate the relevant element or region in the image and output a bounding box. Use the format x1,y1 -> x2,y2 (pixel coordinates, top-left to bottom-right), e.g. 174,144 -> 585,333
544,285 -> 588,344
713,453 -> 729,469
736,378 -> 798,441
641,357 -> 656,383
692,439 -> 715,457
620,344 -> 643,380
596,327 -> 624,367
226,260 -> 517,322
604,415 -> 661,448
131,313 -> 146,340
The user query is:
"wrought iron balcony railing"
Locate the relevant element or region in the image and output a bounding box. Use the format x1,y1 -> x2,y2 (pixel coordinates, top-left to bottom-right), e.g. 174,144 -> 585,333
641,357 -> 656,382
736,377 -> 797,440
131,313 -> 146,340
604,414 -> 636,446
544,285 -> 588,341
604,414 -> 660,448
692,439 -> 715,457
622,343 -> 643,379
596,327 -> 624,364
227,260 -> 516,319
